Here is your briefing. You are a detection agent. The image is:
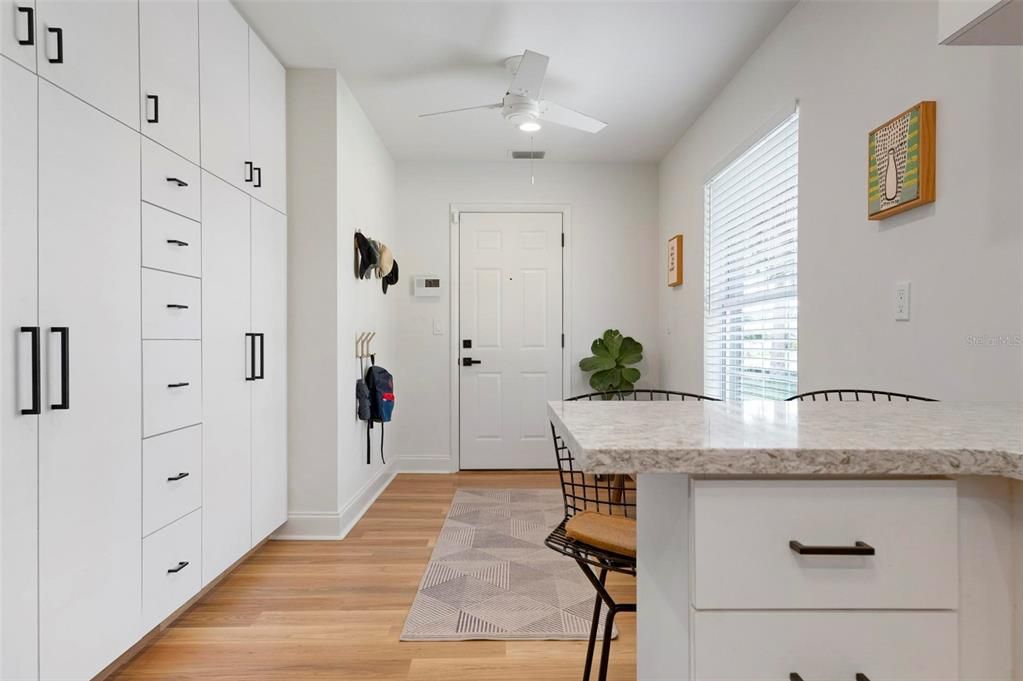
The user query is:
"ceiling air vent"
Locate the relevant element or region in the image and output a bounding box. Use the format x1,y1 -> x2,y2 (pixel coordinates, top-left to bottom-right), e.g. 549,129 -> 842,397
510,150 -> 546,160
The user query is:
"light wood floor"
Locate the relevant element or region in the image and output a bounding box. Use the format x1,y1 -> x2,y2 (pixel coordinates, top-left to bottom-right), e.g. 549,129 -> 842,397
112,472 -> 636,680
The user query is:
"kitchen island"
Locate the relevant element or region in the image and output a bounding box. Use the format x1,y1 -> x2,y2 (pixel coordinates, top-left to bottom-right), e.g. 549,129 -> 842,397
548,400 -> 1023,681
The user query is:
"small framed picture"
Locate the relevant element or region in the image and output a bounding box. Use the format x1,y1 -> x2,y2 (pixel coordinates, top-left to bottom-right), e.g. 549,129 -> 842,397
667,234 -> 683,287
868,101 -> 936,220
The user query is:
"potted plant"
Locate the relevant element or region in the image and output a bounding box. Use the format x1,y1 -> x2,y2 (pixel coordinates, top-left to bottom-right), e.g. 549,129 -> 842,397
578,329 -> 643,395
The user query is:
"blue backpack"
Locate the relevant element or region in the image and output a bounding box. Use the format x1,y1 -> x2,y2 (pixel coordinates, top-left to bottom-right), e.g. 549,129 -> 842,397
363,365 -> 394,463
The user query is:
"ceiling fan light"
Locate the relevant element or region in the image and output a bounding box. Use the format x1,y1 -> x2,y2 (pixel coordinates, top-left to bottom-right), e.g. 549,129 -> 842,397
519,121 -> 542,132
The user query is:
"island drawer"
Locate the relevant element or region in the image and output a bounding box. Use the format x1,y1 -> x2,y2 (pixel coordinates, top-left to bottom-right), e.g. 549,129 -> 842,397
691,479 -> 958,610
692,610 -> 958,681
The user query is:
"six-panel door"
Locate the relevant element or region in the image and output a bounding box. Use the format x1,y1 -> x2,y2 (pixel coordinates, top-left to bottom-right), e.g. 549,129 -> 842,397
1,56 -> 39,681
37,80 -> 142,681
250,201 -> 288,543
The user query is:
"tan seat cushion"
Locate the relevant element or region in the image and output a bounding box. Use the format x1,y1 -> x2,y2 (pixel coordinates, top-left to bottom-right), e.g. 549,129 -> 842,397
565,511 -> 637,558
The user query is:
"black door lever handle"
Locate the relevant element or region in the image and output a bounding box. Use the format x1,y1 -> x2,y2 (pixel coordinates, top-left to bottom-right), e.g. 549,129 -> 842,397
461,358 -> 482,366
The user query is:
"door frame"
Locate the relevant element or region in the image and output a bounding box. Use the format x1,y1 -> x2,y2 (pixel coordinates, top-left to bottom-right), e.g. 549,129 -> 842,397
449,203 -> 573,471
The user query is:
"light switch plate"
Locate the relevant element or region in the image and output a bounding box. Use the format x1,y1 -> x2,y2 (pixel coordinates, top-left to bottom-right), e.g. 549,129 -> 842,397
895,281 -> 911,321
433,318 -> 444,335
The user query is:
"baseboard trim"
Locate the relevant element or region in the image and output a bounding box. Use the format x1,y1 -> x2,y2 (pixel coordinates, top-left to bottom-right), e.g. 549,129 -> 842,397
398,455 -> 456,474
273,462 -> 397,540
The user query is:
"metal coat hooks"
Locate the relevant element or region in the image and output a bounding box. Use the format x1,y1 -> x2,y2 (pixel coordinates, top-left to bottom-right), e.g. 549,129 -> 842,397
357,331 -> 376,373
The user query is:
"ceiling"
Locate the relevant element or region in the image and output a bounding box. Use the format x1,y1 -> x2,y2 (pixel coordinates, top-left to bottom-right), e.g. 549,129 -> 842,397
235,1 -> 796,162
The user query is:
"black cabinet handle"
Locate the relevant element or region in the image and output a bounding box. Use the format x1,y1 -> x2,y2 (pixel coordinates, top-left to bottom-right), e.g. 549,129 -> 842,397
166,472 -> 190,482
166,303 -> 189,310
166,177 -> 188,188
253,167 -> 262,188
255,333 -> 265,380
46,26 -> 63,64
17,6 -> 34,45
461,357 -> 482,366
167,382 -> 190,388
50,327 -> 69,410
791,675 -> 870,681
244,161 -> 253,183
146,94 -> 159,123
20,326 -> 41,415
166,239 -> 189,247
245,333 -> 257,381
789,540 -> 875,556
167,561 -> 189,574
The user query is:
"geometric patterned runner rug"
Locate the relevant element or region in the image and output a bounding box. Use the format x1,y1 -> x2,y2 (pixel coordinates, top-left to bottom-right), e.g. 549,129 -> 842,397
400,488 -> 618,641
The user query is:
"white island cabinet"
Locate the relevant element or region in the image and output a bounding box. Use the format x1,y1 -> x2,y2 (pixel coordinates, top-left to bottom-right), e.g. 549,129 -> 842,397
548,400 -> 1023,681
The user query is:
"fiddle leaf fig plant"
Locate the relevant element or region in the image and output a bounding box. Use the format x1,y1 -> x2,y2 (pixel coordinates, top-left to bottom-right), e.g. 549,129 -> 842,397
578,329 -> 643,394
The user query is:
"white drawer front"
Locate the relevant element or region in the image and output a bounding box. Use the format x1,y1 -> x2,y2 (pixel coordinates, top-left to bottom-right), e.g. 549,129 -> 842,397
143,340 -> 202,437
142,203 -> 201,277
692,479 -> 958,610
143,509 -> 202,631
142,138 -> 200,220
143,426 -> 202,537
692,611 -> 959,681
143,268 -> 201,340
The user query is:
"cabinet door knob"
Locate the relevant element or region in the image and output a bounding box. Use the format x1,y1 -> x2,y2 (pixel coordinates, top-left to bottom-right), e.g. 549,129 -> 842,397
789,540 -> 875,556
167,561 -> 189,574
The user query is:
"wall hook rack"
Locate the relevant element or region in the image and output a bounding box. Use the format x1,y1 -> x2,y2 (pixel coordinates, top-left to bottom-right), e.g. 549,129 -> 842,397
356,331 -> 376,359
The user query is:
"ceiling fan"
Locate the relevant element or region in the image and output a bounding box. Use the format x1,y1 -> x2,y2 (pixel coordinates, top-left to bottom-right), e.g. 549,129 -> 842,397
418,50 -> 607,134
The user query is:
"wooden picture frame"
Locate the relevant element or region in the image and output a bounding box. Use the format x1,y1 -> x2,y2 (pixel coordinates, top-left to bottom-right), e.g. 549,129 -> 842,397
868,100 -> 936,220
667,234 -> 683,287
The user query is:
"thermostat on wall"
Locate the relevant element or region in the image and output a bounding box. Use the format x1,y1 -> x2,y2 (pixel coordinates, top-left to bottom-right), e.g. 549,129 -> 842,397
412,275 -> 443,297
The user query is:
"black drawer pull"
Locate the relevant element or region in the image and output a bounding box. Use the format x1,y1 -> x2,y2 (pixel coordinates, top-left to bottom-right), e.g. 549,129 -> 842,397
167,382 -> 190,388
791,675 -> 870,681
167,561 -> 189,574
146,94 -> 159,123
253,167 -> 262,188
166,239 -> 189,247
166,472 -> 190,482
17,6 -> 34,45
20,326 -> 41,415
789,540 -> 875,556
166,177 -> 188,188
47,26 -> 63,64
51,327 -> 69,410
166,303 -> 190,310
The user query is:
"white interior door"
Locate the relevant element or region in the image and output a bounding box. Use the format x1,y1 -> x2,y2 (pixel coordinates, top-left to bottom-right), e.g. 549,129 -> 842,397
1,56 -> 39,681
201,171 -> 252,585
250,200 -> 287,544
459,212 -> 563,470
37,80 -> 142,681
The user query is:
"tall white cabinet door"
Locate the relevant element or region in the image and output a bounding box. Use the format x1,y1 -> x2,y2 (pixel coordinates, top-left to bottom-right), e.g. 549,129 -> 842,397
35,0 -> 140,129
1,0 -> 37,70
250,201 -> 287,543
37,81 -> 142,681
202,172 -> 252,584
1,58 -> 39,681
140,0 -> 199,163
199,0 -> 249,191
248,29 -> 286,214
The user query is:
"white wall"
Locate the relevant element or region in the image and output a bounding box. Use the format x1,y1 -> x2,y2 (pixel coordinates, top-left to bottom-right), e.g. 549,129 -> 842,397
391,161 -> 660,472
279,69 -> 397,538
658,0 -> 1023,401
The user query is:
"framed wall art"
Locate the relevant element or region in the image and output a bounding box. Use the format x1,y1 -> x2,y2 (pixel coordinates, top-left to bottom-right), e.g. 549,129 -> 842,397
668,234 -> 683,287
868,100 -> 936,220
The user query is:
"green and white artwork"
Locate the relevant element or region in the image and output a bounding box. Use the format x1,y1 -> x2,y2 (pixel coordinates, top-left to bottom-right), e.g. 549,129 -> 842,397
868,101 -> 935,220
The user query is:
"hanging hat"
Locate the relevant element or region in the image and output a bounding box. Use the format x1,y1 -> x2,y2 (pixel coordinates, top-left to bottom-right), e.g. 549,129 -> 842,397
377,244 -> 394,278
354,232 -> 377,279
382,259 -> 399,294
365,239 -> 382,278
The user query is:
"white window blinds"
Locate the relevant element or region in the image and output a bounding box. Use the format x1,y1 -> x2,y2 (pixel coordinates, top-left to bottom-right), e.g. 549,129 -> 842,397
704,111 -> 799,401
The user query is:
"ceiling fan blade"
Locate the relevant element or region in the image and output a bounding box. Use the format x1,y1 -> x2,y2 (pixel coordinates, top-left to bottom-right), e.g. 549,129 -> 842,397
539,101 -> 607,133
418,103 -> 502,118
507,50 -> 549,99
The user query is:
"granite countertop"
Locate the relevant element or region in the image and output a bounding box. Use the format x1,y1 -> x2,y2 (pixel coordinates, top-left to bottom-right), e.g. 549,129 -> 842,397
547,400 -> 1023,480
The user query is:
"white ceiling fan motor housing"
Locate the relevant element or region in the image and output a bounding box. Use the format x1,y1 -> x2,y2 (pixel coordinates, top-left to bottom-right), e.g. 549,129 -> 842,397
502,94 -> 540,125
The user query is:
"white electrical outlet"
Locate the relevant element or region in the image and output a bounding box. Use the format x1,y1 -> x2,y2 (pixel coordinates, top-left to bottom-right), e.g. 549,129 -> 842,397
895,281 -> 911,321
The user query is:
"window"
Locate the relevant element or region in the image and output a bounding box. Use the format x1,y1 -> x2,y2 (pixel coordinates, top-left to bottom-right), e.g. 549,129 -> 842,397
704,111 -> 799,401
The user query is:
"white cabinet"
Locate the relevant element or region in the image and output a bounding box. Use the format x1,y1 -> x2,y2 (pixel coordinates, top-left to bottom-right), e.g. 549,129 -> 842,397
142,136 -> 201,221
35,0 -> 139,128
140,0 -> 199,162
1,0 -> 37,70
1,56 -> 39,681
251,200 -> 288,543
199,0 -> 249,190
143,425 -> 202,537
37,80 -> 141,681
249,30 -> 287,213
142,203 -> 202,278
940,0 -> 1023,44
142,508 -> 202,630
201,171 -> 253,584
